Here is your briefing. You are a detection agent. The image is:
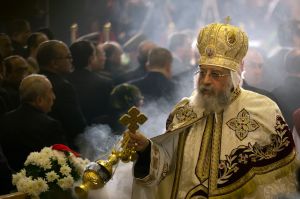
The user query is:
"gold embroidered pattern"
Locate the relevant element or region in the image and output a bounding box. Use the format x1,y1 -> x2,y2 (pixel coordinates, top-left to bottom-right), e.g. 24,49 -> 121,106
217,115 -> 293,188
152,145 -> 159,169
158,162 -> 169,183
166,99 -> 190,132
226,108 -> 259,141
226,31 -> 237,46
196,114 -> 214,183
230,87 -> 241,103
175,105 -> 197,123
171,131 -> 189,199
197,23 -> 248,71
166,112 -> 174,131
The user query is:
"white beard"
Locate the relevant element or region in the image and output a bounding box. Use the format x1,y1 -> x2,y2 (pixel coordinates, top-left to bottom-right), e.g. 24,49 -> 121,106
195,81 -> 233,113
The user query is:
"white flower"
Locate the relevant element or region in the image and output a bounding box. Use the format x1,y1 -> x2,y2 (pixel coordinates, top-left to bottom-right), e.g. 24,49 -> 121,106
40,147 -> 53,156
60,165 -> 72,176
53,150 -> 66,162
58,176 -> 74,190
46,171 -> 59,182
16,176 -> 45,197
13,146 -> 90,198
12,169 -> 26,185
70,155 -> 90,174
38,156 -> 52,170
56,155 -> 67,166
35,178 -> 48,192
24,152 -> 40,166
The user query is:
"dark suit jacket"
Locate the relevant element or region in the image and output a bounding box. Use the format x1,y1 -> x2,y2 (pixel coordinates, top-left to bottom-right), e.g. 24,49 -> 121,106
0,81 -> 20,112
0,144 -> 13,194
118,64 -> 147,83
67,68 -> 113,124
0,93 -> 7,116
40,70 -> 87,149
12,40 -> 27,58
242,81 -> 278,104
264,48 -> 291,90
130,71 -> 177,104
0,103 -> 66,172
272,76 -> 300,128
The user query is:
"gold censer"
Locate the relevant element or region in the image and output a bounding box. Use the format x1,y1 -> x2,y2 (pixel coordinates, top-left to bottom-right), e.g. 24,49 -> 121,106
75,106 -> 147,199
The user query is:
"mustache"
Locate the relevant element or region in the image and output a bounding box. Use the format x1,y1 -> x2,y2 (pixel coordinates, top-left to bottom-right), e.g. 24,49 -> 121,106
199,84 -> 215,94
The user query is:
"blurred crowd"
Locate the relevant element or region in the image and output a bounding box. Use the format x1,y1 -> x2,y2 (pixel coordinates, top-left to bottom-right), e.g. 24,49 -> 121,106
1,0 -> 300,196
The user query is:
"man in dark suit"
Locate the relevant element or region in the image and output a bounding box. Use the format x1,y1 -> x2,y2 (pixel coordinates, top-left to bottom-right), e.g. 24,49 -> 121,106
0,74 -> 66,172
68,40 -> 113,124
37,40 -> 87,149
121,40 -> 157,83
168,32 -> 194,80
241,48 -> 278,103
6,19 -> 31,58
130,47 -> 177,105
265,20 -> 300,91
100,41 -> 126,84
272,49 -> 300,127
0,55 -> 29,112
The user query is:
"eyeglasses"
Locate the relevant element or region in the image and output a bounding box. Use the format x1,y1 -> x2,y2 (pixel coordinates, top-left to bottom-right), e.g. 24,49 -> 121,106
195,68 -> 230,80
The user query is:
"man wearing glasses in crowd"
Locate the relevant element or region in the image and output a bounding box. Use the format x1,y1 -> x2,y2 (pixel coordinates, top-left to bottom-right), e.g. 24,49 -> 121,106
36,40 -> 87,150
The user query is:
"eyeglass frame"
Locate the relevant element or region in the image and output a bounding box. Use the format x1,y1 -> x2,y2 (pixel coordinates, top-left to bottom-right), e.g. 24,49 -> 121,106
194,66 -> 231,80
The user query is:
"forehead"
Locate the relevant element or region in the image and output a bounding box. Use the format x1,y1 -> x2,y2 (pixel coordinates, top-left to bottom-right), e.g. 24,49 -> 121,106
44,78 -> 53,88
200,65 -> 229,72
56,43 -> 70,54
37,34 -> 48,43
10,57 -> 28,68
97,47 -> 105,55
0,35 -> 10,44
244,50 -> 263,62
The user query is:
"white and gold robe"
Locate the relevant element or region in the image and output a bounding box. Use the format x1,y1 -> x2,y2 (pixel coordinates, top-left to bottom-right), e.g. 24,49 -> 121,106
132,88 -> 297,199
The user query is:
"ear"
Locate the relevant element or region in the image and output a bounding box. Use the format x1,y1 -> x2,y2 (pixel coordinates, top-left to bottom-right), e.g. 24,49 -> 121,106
35,96 -> 43,106
240,60 -> 245,73
49,59 -> 58,69
88,54 -> 95,65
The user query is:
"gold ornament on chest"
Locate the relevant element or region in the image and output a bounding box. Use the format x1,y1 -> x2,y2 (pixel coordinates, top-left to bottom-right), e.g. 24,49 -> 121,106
175,105 -> 197,123
226,108 -> 260,141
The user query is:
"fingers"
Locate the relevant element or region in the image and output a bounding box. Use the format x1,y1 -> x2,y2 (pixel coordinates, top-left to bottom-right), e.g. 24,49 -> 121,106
124,130 -> 149,152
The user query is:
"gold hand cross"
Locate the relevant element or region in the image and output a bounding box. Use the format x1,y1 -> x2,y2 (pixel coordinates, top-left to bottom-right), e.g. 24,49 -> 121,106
119,106 -> 147,133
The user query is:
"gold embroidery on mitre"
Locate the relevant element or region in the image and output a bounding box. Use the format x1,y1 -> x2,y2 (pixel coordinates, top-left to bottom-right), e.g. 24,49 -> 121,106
226,31 -> 237,46
205,45 -> 216,57
197,23 -> 248,71
226,109 -> 259,141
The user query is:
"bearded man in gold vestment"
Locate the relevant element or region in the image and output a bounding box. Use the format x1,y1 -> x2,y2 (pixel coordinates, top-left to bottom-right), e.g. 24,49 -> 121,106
126,22 -> 298,199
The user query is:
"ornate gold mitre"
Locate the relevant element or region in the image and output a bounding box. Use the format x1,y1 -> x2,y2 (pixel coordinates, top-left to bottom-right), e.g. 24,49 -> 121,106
197,20 -> 248,71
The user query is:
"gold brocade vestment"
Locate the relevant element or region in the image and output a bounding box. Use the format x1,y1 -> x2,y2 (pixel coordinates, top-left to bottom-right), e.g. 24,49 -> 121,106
132,88 -> 297,199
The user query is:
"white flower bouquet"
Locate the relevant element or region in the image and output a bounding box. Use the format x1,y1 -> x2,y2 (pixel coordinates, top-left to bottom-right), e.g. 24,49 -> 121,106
12,144 -> 90,199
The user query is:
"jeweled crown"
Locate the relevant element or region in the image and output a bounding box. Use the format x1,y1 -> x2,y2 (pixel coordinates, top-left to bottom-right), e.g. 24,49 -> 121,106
197,22 -> 248,71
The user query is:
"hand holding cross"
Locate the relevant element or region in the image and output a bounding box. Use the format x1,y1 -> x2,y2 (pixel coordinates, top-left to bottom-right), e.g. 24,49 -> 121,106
119,106 -> 149,152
